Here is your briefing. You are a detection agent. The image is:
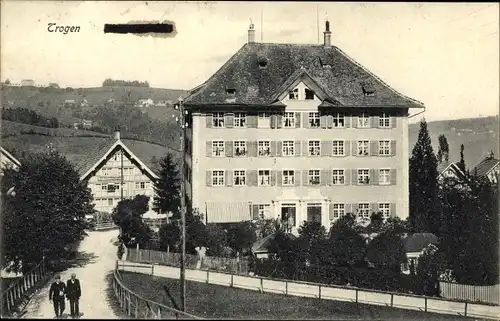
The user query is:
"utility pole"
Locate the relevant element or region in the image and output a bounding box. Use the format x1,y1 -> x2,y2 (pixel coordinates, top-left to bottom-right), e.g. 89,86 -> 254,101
177,97 -> 187,312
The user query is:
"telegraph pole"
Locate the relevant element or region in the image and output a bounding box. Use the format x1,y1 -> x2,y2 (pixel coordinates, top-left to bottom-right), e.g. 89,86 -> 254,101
177,97 -> 187,312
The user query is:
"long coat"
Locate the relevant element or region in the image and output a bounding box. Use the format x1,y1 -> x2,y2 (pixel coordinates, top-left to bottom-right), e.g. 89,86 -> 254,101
66,279 -> 81,299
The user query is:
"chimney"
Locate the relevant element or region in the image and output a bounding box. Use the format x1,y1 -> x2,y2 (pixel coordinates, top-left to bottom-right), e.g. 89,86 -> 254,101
114,130 -> 120,140
323,18 -> 331,47
248,22 -> 255,43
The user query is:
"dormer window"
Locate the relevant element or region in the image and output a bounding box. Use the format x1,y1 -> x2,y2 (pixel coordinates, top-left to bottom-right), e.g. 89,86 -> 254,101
226,88 -> 236,95
361,83 -> 375,96
305,89 -> 315,100
288,88 -> 298,100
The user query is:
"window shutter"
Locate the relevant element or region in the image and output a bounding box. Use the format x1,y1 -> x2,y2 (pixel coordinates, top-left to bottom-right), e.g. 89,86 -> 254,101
320,115 -> 327,128
326,114 -> 334,128
225,170 -> 233,186
370,169 -> 376,185
371,116 -> 379,128
345,169 -> 351,185
390,169 -> 397,185
345,141 -> 350,156
302,141 -> 308,156
370,141 -> 378,156
352,116 -> 358,128
277,171 -> 282,186
277,114 -> 283,128
391,116 -> 397,128
390,203 -> 396,217
206,113 -> 213,128
352,140 -> 358,156
248,141 -> 258,157
321,141 -> 331,156
247,113 -> 258,128
373,169 -> 380,185
302,170 -> 309,186
270,170 -> 277,186
206,170 -> 212,186
225,113 -> 234,128
294,170 -> 301,186
321,169 -> 329,186
345,115 -> 351,128
391,140 -> 396,156
277,141 -> 283,157
329,203 -> 335,220
252,204 -> 260,220
371,203 -> 378,214
351,169 -> 358,185
303,113 -> 309,128
270,141 -> 277,156
249,170 -> 257,186
225,141 -> 233,157
206,141 -> 212,157
270,114 -> 277,129
295,112 -> 301,128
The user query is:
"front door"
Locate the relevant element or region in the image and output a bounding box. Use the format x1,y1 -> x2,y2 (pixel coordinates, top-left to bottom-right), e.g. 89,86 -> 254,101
281,204 -> 296,232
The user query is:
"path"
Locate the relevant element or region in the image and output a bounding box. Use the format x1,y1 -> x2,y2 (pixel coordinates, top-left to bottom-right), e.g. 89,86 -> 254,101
23,229 -> 120,319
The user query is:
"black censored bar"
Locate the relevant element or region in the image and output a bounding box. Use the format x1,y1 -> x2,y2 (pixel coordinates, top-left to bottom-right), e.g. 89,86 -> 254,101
104,23 -> 174,34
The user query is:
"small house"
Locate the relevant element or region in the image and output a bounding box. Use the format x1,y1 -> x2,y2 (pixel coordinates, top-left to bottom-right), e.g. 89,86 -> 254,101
472,151 -> 500,184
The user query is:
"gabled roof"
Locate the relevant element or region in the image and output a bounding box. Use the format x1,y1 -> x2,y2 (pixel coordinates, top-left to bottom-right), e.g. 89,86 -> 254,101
77,137 -> 159,181
1,147 -> 21,168
437,161 -> 467,180
472,155 -> 500,177
403,233 -> 438,253
184,43 -> 425,108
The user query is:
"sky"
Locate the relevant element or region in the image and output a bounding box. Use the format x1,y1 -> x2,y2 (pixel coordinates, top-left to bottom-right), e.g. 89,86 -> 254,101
1,1 -> 499,122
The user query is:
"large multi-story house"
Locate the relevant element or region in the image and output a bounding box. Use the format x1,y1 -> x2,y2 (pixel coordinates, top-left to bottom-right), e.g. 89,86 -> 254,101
77,131 -> 159,213
182,21 -> 425,232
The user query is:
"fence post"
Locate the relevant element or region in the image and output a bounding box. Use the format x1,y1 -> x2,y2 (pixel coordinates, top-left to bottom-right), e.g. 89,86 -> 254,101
128,292 -> 131,315
151,264 -> 155,276
286,281 -> 288,295
390,294 -> 394,307
24,276 -> 28,291
158,307 -> 161,318
231,274 -> 234,288
318,285 -> 322,299
355,289 -> 358,303
260,278 -> 264,293
207,270 -> 209,284
464,302 -> 468,317
424,297 -> 427,312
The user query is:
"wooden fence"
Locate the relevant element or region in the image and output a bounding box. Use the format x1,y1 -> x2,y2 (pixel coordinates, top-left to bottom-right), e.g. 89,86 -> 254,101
94,222 -> 117,231
439,281 -> 500,305
112,261 -> 202,319
128,248 -> 250,275
1,258 -> 49,316
118,261 -> 500,320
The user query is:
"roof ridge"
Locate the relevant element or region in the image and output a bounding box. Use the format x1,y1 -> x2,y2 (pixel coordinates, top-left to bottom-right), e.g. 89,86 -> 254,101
184,44 -> 249,103
334,47 -> 425,107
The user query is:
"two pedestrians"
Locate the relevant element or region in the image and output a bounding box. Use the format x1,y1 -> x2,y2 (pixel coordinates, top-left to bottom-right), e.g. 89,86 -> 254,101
49,273 -> 82,319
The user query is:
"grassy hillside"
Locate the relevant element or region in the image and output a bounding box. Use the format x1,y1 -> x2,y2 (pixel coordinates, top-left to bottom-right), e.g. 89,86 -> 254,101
409,115 -> 499,170
1,120 -> 109,138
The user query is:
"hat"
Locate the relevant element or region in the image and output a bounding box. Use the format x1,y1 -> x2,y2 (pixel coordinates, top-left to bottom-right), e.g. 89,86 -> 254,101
55,274 -> 61,280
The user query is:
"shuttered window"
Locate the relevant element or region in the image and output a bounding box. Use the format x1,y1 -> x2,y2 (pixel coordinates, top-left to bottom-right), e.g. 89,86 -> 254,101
308,112 -> 320,128
379,169 -> 391,185
234,113 -> 247,128
308,141 -> 321,156
378,140 -> 391,156
308,169 -> 321,185
213,112 -> 225,128
282,170 -> 295,186
258,170 -> 271,186
332,169 -> 345,185
212,170 -> 224,186
379,203 -> 391,218
379,113 -> 390,128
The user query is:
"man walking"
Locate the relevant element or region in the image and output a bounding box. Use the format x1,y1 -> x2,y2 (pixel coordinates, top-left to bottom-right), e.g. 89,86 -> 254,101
49,275 -> 66,318
66,273 -> 82,319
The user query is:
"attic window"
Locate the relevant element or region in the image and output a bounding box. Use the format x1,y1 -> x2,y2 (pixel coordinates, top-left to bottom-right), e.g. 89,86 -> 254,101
226,88 -> 236,95
362,83 -> 375,96
305,89 -> 315,100
257,56 -> 268,68
288,88 -> 298,100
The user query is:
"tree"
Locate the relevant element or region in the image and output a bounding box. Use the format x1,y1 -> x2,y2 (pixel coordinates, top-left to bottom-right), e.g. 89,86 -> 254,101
204,224 -> 229,257
158,221 -> 181,251
296,221 -> 327,265
226,221 -> 257,257
365,212 -> 384,234
458,144 -> 466,173
366,231 -> 407,272
409,119 -> 441,234
324,216 -> 367,267
440,175 -> 499,285
4,78 -> 10,84
2,149 -> 93,273
415,244 -> 446,296
153,153 -> 181,217
437,134 -> 449,163
112,195 -> 153,248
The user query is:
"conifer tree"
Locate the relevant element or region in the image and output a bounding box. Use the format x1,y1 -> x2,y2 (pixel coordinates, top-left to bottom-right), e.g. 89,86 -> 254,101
153,153 -> 181,217
437,134 -> 449,163
458,144 -> 466,173
409,120 -> 441,234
